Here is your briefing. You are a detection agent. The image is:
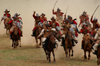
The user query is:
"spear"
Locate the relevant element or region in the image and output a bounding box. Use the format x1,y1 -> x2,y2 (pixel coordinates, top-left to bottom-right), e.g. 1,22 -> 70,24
92,5 -> 100,16
53,0 -> 58,9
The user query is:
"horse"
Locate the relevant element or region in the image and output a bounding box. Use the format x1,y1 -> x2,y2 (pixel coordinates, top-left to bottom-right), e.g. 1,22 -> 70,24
55,31 -> 61,42
64,31 -> 74,59
82,34 -> 92,60
4,18 -> 12,35
43,34 -> 56,62
35,26 -> 42,47
11,26 -> 20,48
97,44 -> 100,65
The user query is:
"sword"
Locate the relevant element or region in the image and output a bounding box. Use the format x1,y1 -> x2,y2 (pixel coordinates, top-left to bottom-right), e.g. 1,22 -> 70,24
53,0 -> 58,9
65,5 -> 69,15
92,5 -> 100,16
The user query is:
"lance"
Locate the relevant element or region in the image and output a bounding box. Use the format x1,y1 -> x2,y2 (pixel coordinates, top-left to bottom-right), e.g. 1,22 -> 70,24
92,5 -> 100,16
53,0 -> 58,9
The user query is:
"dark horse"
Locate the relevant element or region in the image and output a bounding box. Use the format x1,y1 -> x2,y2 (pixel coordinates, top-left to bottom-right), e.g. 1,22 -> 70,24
97,43 -> 100,65
82,34 -> 92,60
64,31 -> 73,59
5,18 -> 12,35
11,26 -> 20,48
43,34 -> 57,62
33,26 -> 42,47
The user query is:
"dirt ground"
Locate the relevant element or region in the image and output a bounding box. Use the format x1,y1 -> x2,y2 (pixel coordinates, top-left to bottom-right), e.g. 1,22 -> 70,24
0,34 -> 98,66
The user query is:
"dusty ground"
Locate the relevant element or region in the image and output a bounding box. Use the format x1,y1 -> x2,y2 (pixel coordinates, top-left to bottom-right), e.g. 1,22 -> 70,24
0,34 -> 98,66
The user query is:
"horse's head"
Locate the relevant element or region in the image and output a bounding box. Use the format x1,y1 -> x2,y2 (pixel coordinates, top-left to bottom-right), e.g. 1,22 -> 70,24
83,33 -> 90,44
13,26 -> 18,35
50,34 -> 55,44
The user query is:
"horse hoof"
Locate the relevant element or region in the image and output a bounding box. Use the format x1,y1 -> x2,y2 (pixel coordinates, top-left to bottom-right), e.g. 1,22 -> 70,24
71,54 -> 73,57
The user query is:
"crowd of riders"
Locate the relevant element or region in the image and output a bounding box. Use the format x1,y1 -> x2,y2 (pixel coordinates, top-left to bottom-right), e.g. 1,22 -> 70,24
1,7 -> 100,55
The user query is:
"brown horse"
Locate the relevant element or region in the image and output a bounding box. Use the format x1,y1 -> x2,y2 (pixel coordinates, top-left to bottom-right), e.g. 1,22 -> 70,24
82,34 -> 92,60
43,34 -> 56,62
64,31 -> 73,59
35,26 -> 42,47
4,18 -> 12,35
97,44 -> 100,65
11,26 -> 19,48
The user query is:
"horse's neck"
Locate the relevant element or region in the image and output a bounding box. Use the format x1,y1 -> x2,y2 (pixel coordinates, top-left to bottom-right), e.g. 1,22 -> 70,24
14,27 -> 18,35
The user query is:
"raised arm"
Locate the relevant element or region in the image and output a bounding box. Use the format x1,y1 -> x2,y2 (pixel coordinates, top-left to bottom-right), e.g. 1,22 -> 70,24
33,11 -> 36,19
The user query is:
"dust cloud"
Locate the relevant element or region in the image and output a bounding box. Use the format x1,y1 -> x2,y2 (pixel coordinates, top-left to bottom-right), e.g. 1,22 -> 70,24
0,0 -> 100,58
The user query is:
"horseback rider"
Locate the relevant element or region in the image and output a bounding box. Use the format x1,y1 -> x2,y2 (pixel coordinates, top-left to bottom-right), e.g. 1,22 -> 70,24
91,16 -> 100,38
14,13 -> 23,24
80,22 -> 93,49
40,13 -> 47,23
31,11 -> 42,36
49,16 -> 59,28
91,16 -> 100,30
67,15 -> 80,35
79,11 -> 90,26
49,16 -> 61,35
8,16 -> 22,39
93,28 -> 100,55
37,23 -> 59,48
80,23 -> 89,35
61,18 -> 77,46
52,8 -> 64,24
1,9 -> 11,28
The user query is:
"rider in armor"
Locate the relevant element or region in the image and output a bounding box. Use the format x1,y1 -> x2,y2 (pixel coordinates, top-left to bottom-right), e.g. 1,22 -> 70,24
37,23 -> 59,48
40,13 -> 47,23
52,8 -> 64,24
14,13 -> 23,24
8,16 -> 22,39
31,11 -> 42,36
93,28 -> 100,55
1,9 -> 11,28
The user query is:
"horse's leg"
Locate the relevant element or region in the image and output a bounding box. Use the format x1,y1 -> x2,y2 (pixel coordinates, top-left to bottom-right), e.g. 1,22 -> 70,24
12,40 -> 14,47
43,49 -> 48,60
14,41 -> 16,48
84,50 -> 87,59
71,48 -> 74,57
35,37 -> 38,44
39,38 -> 41,45
65,48 -> 68,59
48,51 -> 51,62
6,29 -> 8,35
52,50 -> 56,62
88,51 -> 91,60
19,38 -> 21,47
69,49 -> 71,57
15,41 -> 17,48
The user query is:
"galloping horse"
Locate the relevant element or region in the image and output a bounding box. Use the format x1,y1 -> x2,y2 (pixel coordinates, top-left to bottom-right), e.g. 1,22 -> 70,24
64,31 -> 73,59
43,34 -> 56,62
4,18 -> 12,35
82,34 -> 92,60
97,44 -> 100,65
11,26 -> 20,48
35,26 -> 42,47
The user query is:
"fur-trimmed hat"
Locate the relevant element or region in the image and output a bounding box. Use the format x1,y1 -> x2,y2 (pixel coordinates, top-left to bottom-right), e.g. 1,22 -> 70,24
4,9 -> 10,12
41,13 -> 45,16
51,16 -> 55,20
36,14 -> 40,17
57,8 -> 61,11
